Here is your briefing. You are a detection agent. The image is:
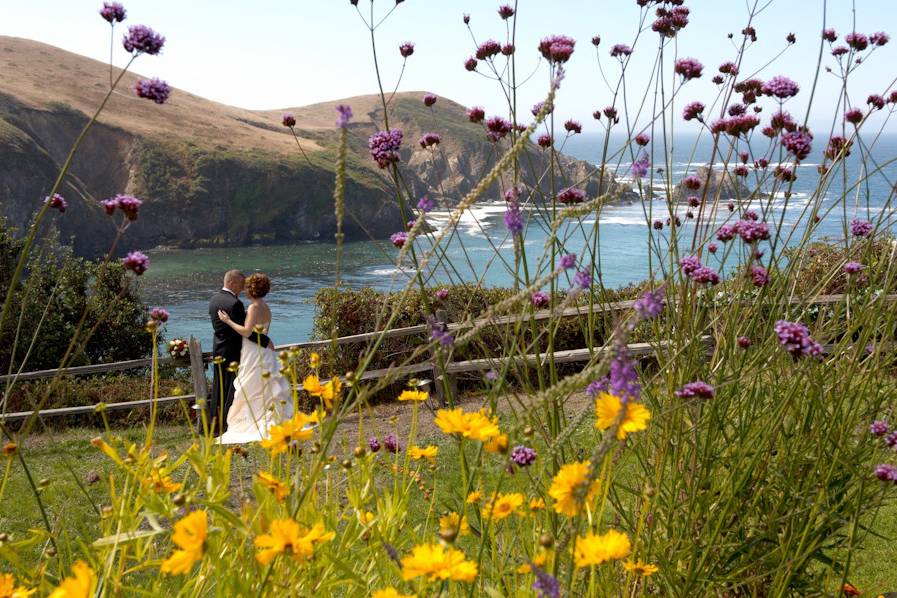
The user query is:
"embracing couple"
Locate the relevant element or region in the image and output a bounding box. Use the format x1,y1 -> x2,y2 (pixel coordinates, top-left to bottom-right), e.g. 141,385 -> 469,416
207,270 -> 293,444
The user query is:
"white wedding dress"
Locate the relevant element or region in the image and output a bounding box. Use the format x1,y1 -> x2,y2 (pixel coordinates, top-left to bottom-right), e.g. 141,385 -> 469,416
218,324 -> 294,445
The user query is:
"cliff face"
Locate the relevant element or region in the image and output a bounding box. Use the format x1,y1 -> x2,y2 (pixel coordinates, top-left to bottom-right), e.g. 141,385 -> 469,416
0,37 -> 632,258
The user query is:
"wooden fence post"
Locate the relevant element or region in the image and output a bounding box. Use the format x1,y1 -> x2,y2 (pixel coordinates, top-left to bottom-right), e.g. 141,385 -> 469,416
430,309 -> 457,407
188,336 -> 207,429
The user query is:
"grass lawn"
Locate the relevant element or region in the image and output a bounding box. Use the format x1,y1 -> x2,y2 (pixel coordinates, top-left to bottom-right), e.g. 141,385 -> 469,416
2,422 -> 896,594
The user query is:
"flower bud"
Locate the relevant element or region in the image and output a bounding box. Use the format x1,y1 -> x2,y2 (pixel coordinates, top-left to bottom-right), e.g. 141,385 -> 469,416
539,533 -> 554,548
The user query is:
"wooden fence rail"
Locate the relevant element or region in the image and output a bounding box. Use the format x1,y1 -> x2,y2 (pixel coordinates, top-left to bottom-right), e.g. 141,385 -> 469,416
0,293 -> 889,422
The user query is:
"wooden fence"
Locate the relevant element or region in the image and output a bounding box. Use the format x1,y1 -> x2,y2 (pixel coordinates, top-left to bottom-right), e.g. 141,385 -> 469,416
0,293 -> 888,423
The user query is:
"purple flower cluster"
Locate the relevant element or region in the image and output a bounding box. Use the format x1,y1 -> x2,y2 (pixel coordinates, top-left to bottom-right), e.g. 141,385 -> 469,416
630,153 -> 650,178
710,115 -> 760,137
282,113 -> 296,127
102,194 -> 142,220
435,288 -> 449,300
651,4 -> 690,36
564,119 -> 582,134
100,2 -> 126,23
45,193 -> 67,213
367,436 -> 381,453
674,57 -> 703,80
537,134 -> 553,148
369,129 -> 403,168
750,266 -> 769,287
464,57 -> 478,71
531,291 -> 550,308
870,420 -> 890,437
679,256 -> 720,285
610,43 -> 632,58
774,320 -> 823,359
887,431 -> 897,449
870,32 -> 890,46
557,187 -> 586,204
845,108 -> 864,125
531,564 -> 561,598
467,106 -> 485,123
538,35 -> 576,63
634,133 -> 650,146
761,76 -> 800,99
476,39 -> 502,60
122,24 -> 165,55
675,380 -> 715,399
681,175 -> 702,190
781,130 -> 813,160
633,286 -> 666,321
428,316 -> 454,346
485,116 -> 512,142
418,132 -> 441,149
150,307 -> 169,323
504,200 -> 523,236
844,261 -> 864,274
737,336 -> 752,348
845,32 -> 868,51
682,101 -> 705,121
399,42 -> 415,58
336,104 -> 353,128
874,464 -> 897,483
734,219 -> 770,243
123,251 -> 150,275
851,218 -> 873,237
417,196 -> 434,212
510,445 -> 537,467
134,78 -> 171,104
573,269 -> 592,290
390,232 -> 408,248
384,433 -> 401,453
423,93 -> 437,107
587,346 -> 641,402
560,253 -> 577,269
498,4 -> 515,19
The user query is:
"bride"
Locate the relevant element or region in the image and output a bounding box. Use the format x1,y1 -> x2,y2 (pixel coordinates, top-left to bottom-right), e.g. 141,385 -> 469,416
216,272 -> 293,444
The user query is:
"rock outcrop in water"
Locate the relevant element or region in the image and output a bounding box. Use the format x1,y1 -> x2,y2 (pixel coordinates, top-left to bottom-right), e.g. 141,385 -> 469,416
0,37 -> 634,257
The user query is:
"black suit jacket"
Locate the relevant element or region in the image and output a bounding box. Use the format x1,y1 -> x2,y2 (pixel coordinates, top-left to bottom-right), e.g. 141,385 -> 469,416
209,290 -> 272,363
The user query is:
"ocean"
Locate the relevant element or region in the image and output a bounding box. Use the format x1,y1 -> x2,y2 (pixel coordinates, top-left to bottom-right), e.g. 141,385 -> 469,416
141,131 -> 897,348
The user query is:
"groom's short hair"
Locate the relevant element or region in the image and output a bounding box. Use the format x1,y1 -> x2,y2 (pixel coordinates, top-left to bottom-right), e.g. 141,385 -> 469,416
223,269 -> 245,285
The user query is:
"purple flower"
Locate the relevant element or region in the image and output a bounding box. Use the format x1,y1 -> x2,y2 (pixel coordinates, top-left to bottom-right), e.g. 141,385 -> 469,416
652,219 -> 663,230
497,4 -> 515,19
531,291 -> 550,308
501,44 -> 515,56
633,287 -> 665,321
485,116 -> 512,140
390,232 -> 408,248
44,193 -> 67,213
635,133 -> 650,146
844,261 -> 864,274
122,251 -> 150,275
870,32 -> 890,46
735,220 -> 770,243
610,43 -> 632,58
587,346 -> 641,402
423,93 -> 437,107
557,187 -> 586,204
428,316 -> 454,347
419,132 -> 441,149
887,431 -> 897,448
369,129 -> 403,168
504,202 -> 523,236
100,2 -> 126,23
737,336 -> 752,348
417,196 -> 434,212
510,446 -> 537,467
464,57 -> 478,71
538,35 -> 576,63
679,255 -> 702,276
682,175 -> 702,190
675,380 -> 715,399
708,243 -> 718,253
399,42 -> 415,58
870,420 -> 890,437
774,320 -> 823,359
531,564 -> 561,598
114,195 -> 142,220
133,78 -> 171,104
384,433 -> 401,453
537,134 -> 553,148
435,288 -> 449,300
868,94 -> 886,110
874,464 -> 897,482
336,105 -> 353,128
750,266 -> 769,287
574,269 -> 592,290
845,108 -> 864,125
761,76 -> 800,99
282,113 -> 296,127
476,39 -> 502,60
367,436 -> 381,453
845,32 -> 869,51
150,307 -> 169,323
485,369 -> 498,381
564,119 -> 582,134
781,130 -> 813,160
560,254 -> 577,270
851,218 -> 873,237
122,24 -> 165,55
467,106 -> 485,123
719,61 -> 739,76
822,28 -> 838,42
682,101 -> 705,121
691,266 -> 720,285
463,13 -> 470,25
674,57 -> 703,80
630,153 -> 650,178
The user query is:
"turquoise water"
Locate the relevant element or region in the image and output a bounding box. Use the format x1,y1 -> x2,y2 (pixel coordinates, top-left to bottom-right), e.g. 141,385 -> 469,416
141,132 -> 897,349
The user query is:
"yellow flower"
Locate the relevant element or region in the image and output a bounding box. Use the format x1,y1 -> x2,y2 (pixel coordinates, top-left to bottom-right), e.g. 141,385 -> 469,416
309,352 -> 321,369
49,561 -> 95,598
303,374 -> 323,396
254,519 -> 334,565
398,389 -> 429,402
573,530 -> 631,568
594,392 -> 651,439
623,559 -> 659,576
260,412 -> 319,455
482,492 -> 525,521
257,471 -> 290,502
515,551 -> 549,574
434,408 -> 500,442
320,376 -> 342,409
400,543 -> 478,583
465,490 -> 482,504
143,468 -> 181,494
356,510 -> 375,525
161,510 -> 208,575
89,437 -> 120,463
371,589 -> 416,598
0,573 -> 34,597
438,512 -> 470,537
483,433 -> 508,454
408,445 -> 439,462
548,461 -> 600,517
529,497 -> 546,513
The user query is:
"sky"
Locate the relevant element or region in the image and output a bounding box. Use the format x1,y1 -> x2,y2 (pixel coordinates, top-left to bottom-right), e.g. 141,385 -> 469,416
2,0 -> 896,133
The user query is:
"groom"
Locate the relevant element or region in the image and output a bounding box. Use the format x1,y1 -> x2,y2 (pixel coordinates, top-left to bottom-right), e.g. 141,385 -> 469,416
207,270 -> 272,435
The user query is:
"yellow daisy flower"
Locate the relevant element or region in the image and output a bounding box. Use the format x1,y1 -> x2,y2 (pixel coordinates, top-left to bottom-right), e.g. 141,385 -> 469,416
320,376 -> 342,409
257,471 -> 290,502
408,445 -> 439,462
398,389 -> 429,402
48,561 -> 94,598
482,492 -> 525,521
573,530 -> 631,568
623,559 -> 659,576
260,411 -> 319,455
254,519 -> 334,565
371,588 -> 416,598
400,543 -> 478,583
594,392 -> 651,439
143,468 -> 181,494
465,490 -> 482,504
515,551 -> 549,574
0,573 -> 34,597
483,433 -> 508,454
529,497 -> 546,513
548,461 -> 600,517
438,512 -> 470,537
303,374 -> 323,396
434,408 -> 500,441
309,352 -> 321,369
356,510 -> 375,525
160,510 -> 208,575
